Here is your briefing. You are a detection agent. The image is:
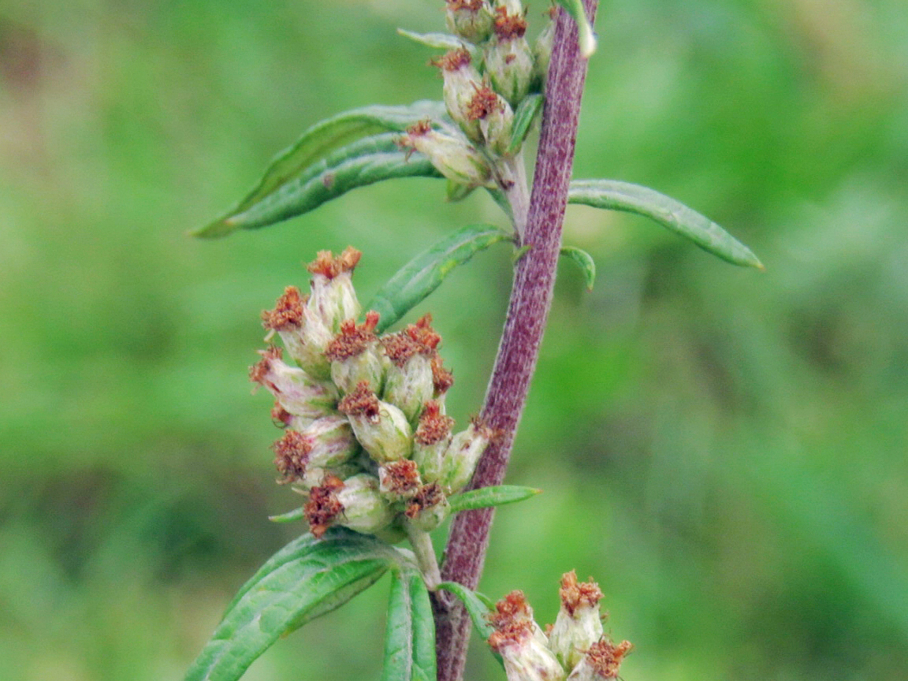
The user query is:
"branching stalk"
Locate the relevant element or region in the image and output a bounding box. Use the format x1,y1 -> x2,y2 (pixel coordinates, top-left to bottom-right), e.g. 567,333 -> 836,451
406,523 -> 442,590
432,3 -> 599,680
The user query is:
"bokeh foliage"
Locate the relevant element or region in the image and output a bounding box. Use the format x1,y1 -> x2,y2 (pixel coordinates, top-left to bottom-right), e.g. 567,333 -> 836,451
1,0 -> 906,679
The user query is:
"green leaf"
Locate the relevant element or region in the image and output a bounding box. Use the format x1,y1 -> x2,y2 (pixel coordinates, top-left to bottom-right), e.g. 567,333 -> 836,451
435,582 -> 502,667
366,224 -> 511,333
397,28 -> 469,53
196,134 -> 443,237
446,179 -> 476,203
560,246 -> 596,291
507,93 -> 543,155
448,485 -> 541,513
267,507 -> 304,523
554,0 -> 597,58
195,101 -> 447,237
185,529 -> 402,681
568,179 -> 765,269
382,569 -> 437,681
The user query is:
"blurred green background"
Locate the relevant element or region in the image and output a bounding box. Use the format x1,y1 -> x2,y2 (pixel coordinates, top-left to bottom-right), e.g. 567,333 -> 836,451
2,0 -> 907,679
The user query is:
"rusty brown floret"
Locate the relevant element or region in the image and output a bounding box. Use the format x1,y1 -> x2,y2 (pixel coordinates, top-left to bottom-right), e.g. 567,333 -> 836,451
431,47 -> 472,72
272,430 -> 312,483
405,482 -> 446,519
304,475 -> 345,538
382,459 -> 422,496
325,312 -> 380,362
338,381 -> 381,420
306,246 -> 362,280
466,85 -> 503,121
559,570 -> 604,616
249,346 -> 284,387
415,401 -> 455,445
380,332 -> 423,368
406,314 -> 442,351
262,286 -> 304,331
493,7 -> 527,40
486,590 -> 536,651
583,639 -> 633,679
431,355 -> 454,395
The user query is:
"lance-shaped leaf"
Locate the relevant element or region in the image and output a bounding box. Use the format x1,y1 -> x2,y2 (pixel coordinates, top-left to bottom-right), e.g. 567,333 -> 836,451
436,582 -> 502,667
568,179 -> 765,269
268,507 -> 304,524
507,93 -> 543,155
555,0 -> 597,58
196,134 -> 443,237
560,246 -> 596,291
185,529 -> 404,681
397,28 -> 470,53
196,101 -> 447,238
448,485 -> 541,513
382,569 -> 437,681
366,224 -> 511,332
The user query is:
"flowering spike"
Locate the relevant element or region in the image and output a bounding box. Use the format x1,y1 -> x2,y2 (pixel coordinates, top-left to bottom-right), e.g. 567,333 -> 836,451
412,400 -> 455,484
445,0 -> 494,43
488,591 -> 565,681
566,639 -> 632,681
399,122 -> 493,188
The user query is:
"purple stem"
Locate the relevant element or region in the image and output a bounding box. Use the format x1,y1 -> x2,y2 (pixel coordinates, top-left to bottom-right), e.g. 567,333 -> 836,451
432,3 -> 599,680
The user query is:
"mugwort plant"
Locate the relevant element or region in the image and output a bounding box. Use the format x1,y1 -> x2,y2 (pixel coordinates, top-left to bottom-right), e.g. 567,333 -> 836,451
185,1 -> 761,680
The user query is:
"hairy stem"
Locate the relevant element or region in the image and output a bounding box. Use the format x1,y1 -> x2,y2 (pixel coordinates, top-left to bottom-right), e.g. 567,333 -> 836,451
432,3 -> 599,680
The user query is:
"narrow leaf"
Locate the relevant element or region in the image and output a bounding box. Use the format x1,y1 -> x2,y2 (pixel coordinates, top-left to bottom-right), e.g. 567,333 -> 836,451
555,0 -> 597,58
397,28 -> 469,53
507,93 -> 543,155
446,179 -> 476,203
366,224 -> 511,333
196,101 -> 446,238
382,569 -> 437,681
436,582 -> 502,667
268,507 -> 304,524
448,485 -> 541,513
560,246 -> 596,291
185,529 -> 400,681
196,134 -> 442,237
568,179 -> 764,269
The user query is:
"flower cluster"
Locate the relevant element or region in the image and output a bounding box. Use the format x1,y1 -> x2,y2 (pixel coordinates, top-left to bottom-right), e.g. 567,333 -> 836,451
250,247 -> 492,541
487,572 -> 632,681
398,0 -> 553,190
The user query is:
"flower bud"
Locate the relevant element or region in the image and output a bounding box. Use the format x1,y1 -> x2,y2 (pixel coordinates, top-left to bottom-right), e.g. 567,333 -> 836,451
440,418 -> 493,493
485,9 -> 533,106
488,591 -> 565,681
380,314 -> 443,423
304,474 -> 393,538
399,120 -> 493,188
338,381 -> 413,463
379,459 -> 422,502
325,311 -> 385,395
405,482 -> 450,532
566,639 -> 632,681
412,400 -> 454,484
445,0 -> 494,43
306,247 -> 363,333
466,84 -> 514,156
262,286 -> 334,379
250,347 -> 338,426
433,48 -> 484,144
548,571 -> 604,671
271,416 -> 359,484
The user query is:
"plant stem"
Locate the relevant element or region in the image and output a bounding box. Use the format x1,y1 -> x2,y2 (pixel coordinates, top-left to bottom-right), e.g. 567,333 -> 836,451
406,523 -> 442,590
432,3 -> 599,680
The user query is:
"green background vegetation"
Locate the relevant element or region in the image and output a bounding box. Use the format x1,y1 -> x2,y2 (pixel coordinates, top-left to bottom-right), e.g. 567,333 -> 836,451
1,0 -> 906,679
